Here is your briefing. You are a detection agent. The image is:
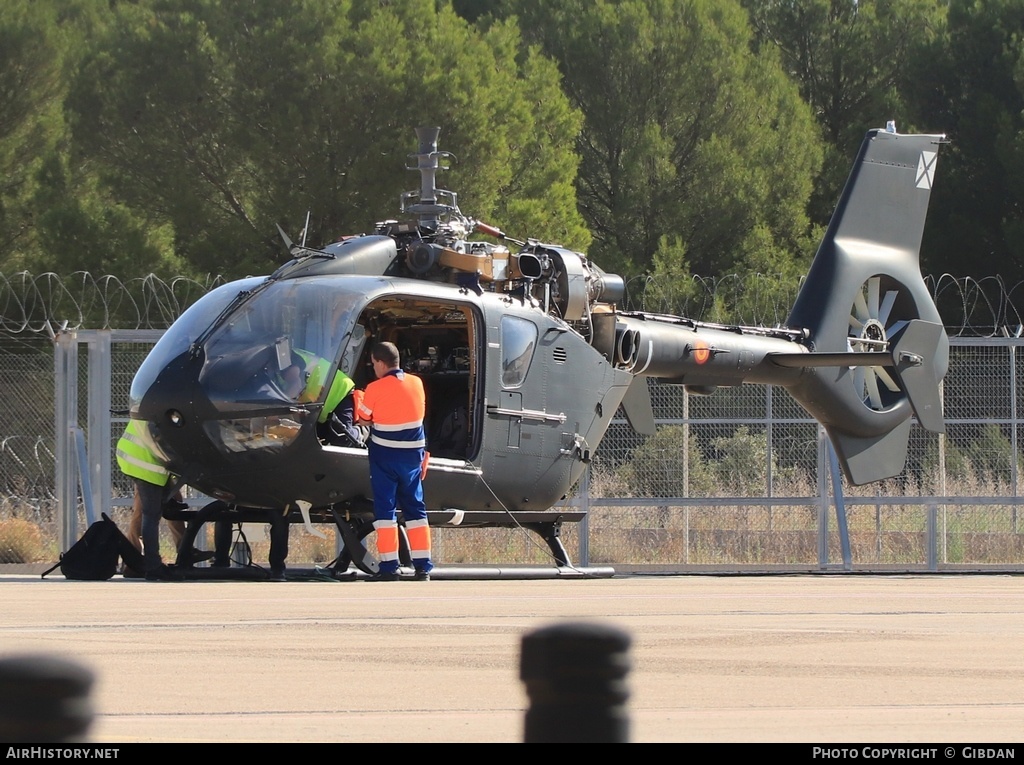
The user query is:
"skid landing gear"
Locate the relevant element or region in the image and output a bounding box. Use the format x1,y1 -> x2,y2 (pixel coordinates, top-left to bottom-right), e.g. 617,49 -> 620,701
330,507 -> 412,576
162,501 -> 612,580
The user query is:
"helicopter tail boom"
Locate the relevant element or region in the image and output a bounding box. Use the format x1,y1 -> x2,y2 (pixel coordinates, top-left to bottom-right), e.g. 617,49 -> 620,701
609,128 -> 948,485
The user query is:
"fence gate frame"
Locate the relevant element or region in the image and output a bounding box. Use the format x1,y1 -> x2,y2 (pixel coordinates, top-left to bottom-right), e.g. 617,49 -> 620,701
54,329 -> 164,550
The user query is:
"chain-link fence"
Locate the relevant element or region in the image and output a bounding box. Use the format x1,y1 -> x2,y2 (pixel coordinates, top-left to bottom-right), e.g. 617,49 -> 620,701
3,271 -> 1024,572
576,344 -> 1024,569
0,334 -> 57,566
3,330 -> 1024,572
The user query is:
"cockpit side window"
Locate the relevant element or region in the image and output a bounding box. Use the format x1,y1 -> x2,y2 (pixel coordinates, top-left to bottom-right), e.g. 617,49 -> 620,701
501,316 -> 536,388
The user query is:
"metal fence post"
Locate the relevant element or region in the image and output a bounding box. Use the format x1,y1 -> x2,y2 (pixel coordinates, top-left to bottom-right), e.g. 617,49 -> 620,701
926,500 -> 938,572
817,426 -> 829,568
578,466 -> 590,568
766,384 -> 773,501
86,331 -> 112,527
53,330 -> 78,552
1010,340 -> 1019,530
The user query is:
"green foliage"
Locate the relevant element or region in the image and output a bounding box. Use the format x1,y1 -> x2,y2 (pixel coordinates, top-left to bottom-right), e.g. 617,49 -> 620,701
0,0 -> 177,278
923,424 -> 1024,487
28,154 -> 184,278
0,1 -> 68,266
908,0 -> 1024,283
63,0 -> 587,279
635,236 -> 701,315
0,0 -> 1019,286
729,224 -> 815,322
639,226 -> 811,322
707,424 -> 801,493
505,0 -> 821,279
617,425 -> 716,498
617,423 -> 803,498
744,0 -> 947,225
451,0 -> 505,24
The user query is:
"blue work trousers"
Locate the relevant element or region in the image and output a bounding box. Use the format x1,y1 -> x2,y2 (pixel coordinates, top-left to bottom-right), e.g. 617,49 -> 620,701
368,446 -> 427,524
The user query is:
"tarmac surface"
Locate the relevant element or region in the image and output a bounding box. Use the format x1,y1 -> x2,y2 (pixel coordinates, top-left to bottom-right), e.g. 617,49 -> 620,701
2,570 -> 1024,743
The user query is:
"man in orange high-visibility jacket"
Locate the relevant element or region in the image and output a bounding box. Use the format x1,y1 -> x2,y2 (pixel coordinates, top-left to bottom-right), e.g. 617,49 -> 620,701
356,341 -> 433,581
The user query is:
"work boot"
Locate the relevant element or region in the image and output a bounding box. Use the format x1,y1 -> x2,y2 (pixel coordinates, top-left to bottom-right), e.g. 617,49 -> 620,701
179,548 -> 215,565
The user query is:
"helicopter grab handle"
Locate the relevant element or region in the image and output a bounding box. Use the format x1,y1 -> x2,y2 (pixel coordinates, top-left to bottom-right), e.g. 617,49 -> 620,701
486,405 -> 567,424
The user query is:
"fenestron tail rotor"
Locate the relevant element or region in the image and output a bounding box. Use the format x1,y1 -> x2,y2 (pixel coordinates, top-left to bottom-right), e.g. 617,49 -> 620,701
848,276 -> 904,411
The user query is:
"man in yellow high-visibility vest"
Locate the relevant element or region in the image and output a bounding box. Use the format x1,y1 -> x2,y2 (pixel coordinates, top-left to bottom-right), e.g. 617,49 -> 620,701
116,421 -> 210,580
289,349 -> 365,448
209,351 -> 363,580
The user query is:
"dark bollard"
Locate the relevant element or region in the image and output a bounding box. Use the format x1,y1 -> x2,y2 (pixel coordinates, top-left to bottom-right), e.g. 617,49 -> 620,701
520,621 -> 632,743
0,654 -> 95,742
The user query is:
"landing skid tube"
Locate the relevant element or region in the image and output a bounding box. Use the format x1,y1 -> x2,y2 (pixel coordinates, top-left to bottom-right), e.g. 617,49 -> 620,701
164,501 -> 607,580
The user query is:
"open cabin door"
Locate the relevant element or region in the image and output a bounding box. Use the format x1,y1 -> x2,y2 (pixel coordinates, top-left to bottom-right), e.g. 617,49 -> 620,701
346,295 -> 482,461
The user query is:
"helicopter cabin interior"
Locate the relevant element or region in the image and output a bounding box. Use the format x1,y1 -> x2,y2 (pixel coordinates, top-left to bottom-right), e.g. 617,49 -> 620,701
345,295 -> 480,460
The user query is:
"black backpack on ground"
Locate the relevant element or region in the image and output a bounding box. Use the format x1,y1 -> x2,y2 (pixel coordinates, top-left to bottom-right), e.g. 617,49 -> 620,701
41,513 -> 145,581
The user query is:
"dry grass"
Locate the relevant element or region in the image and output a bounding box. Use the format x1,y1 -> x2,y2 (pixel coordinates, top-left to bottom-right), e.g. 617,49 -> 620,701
0,517 -> 47,563
574,466 -> 1024,567
4,457 -> 1024,568
234,524 -> 341,568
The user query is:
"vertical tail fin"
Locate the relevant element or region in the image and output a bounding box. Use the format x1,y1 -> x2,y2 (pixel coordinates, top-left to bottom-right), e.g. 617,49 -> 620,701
784,129 -> 949,484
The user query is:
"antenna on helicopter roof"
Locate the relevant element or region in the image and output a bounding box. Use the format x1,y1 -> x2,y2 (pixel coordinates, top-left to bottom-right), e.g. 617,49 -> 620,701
300,210 -> 311,247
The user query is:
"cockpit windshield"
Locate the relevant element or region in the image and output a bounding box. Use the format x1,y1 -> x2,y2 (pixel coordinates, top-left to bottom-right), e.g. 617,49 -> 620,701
198,277 -> 364,407
130,277 -> 265,411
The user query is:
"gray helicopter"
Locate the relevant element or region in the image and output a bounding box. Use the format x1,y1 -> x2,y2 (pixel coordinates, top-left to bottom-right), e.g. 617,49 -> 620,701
129,125 -> 947,577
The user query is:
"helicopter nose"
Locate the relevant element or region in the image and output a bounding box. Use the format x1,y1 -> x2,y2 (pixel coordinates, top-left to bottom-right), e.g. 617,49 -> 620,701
134,355 -> 211,464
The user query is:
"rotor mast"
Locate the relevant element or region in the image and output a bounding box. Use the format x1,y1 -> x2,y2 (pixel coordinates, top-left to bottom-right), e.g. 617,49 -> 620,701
402,126 -> 458,232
